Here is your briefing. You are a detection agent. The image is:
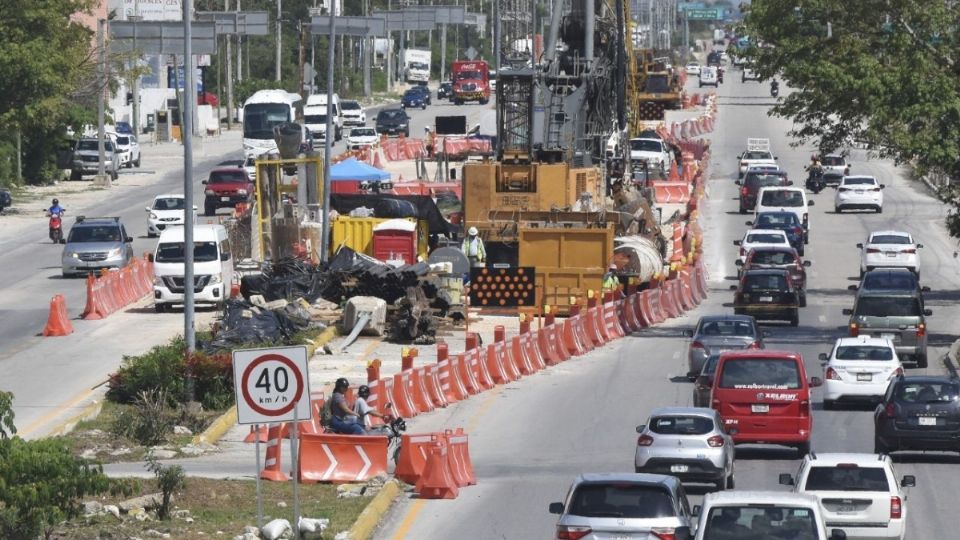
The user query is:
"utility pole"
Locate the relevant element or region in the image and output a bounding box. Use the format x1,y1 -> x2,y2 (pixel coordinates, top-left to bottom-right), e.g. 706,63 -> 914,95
276,0 -> 282,81
363,0 -> 371,97
440,23 -> 447,82
183,0 -> 197,369
236,0 -> 243,82
320,6 -> 336,264
225,0 -> 233,129
97,19 -> 108,185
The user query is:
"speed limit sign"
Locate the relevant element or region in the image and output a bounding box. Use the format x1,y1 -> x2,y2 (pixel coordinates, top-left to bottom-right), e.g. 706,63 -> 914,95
233,346 -> 312,425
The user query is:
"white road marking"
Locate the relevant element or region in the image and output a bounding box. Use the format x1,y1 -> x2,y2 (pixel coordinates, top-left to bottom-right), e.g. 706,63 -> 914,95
819,315 -> 826,323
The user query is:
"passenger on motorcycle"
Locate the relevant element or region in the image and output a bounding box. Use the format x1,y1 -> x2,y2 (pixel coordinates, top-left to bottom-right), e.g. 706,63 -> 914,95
353,385 -> 392,432
327,378 -> 366,435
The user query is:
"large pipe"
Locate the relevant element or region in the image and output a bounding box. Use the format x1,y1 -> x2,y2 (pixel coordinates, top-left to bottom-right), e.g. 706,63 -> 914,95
584,0 -> 594,65
544,0 -> 565,62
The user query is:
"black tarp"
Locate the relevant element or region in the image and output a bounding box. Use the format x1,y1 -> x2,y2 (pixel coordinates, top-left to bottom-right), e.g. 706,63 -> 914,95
330,194 -> 457,236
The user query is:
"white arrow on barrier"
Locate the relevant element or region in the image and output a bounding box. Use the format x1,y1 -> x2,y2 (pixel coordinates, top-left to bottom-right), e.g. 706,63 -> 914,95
354,445 -> 371,480
321,443 -> 337,481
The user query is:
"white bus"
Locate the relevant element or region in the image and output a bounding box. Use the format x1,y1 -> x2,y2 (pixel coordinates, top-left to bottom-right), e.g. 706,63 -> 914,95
242,89 -> 302,159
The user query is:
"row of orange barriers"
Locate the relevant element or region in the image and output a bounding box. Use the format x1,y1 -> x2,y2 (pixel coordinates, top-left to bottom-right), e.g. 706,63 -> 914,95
80,255 -> 155,320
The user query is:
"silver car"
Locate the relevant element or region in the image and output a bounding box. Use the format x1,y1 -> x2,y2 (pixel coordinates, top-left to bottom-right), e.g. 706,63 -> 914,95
549,473 -> 694,540
61,216 -> 134,277
71,138 -> 119,180
685,315 -> 764,379
635,407 -> 735,491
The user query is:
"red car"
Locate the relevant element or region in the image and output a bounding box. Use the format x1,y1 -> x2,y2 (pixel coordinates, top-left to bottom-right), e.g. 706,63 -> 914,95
711,350 -> 822,456
735,170 -> 791,213
202,167 -> 253,216
197,92 -> 220,107
735,246 -> 811,306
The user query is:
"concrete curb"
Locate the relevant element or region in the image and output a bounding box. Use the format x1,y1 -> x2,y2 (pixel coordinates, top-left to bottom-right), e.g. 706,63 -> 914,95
190,325 -> 339,446
46,399 -> 104,438
346,479 -> 402,540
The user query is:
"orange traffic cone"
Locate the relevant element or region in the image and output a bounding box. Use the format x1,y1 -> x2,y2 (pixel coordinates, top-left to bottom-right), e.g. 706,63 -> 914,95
43,294 -> 74,336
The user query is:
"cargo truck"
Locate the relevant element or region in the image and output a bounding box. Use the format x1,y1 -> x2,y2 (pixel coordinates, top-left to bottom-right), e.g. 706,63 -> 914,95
403,49 -> 432,84
451,60 -> 491,105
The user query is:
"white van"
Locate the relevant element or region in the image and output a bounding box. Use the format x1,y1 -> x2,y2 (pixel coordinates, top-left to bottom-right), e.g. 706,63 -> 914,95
304,93 -> 342,141
755,186 -> 814,244
699,66 -> 719,87
153,224 -> 233,312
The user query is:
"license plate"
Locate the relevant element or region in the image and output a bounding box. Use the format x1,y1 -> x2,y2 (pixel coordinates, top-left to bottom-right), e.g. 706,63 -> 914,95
760,296 -> 774,302
752,404 -> 769,413
919,417 -> 937,426
885,251 -> 898,257
836,506 -> 857,514
220,196 -> 230,202
880,333 -> 898,344
857,373 -> 872,382
855,190 -> 865,194
670,464 -> 689,473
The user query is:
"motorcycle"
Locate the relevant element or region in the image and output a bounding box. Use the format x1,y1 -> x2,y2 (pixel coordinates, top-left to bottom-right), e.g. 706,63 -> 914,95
366,403 -> 407,462
45,209 -> 66,244
770,82 -> 780,97
805,170 -> 825,194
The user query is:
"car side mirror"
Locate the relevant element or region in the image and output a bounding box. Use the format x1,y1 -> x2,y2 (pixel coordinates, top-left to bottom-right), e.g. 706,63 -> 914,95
635,424 -> 646,433
144,206 -> 151,212
146,252 -> 154,263
842,308 -> 853,315
193,205 -> 198,211
125,236 -> 133,243
807,200 -> 815,206
778,473 -> 795,486
220,252 -> 230,262
921,286 -> 931,292
745,221 -> 753,226
818,353 -> 828,361
787,181 -> 794,186
847,285 -> 858,291
735,260 -> 743,267
774,156 -> 779,160
803,261 -> 811,267
830,530 -> 847,540
901,475 -> 916,487
856,243 -> 863,248
733,240 -> 742,246
735,180 -> 741,185
695,375 -> 711,387
880,184 -> 886,189
674,526 -> 692,540
917,243 -> 924,248
924,309 -> 933,316
201,179 -> 208,184
692,504 -> 701,517
683,329 -> 694,337
809,377 -> 823,387
729,285 -> 738,291
548,502 -> 564,514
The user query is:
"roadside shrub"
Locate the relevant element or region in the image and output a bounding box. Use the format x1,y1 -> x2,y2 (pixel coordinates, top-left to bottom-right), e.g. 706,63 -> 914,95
107,338 -> 186,405
111,389 -> 175,446
187,352 -> 234,411
145,454 -> 185,521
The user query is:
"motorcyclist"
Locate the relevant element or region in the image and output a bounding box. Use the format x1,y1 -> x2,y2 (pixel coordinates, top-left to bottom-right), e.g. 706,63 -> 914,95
805,155 -> 824,192
770,79 -> 780,94
47,198 -> 65,217
353,385 -> 392,432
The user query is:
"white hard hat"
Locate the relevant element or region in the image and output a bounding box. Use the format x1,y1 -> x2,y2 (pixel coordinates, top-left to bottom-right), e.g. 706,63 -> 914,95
468,227 -> 478,236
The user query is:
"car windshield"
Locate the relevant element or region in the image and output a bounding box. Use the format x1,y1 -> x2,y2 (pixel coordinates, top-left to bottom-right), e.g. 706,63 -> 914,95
567,484 -> 675,519
703,354 -> 722,375
746,233 -> 786,244
760,190 -> 803,207
896,381 -> 960,403
700,320 -> 756,337
743,274 -> 787,291
304,114 -> 328,124
243,103 -> 290,140
835,345 -> 894,361
756,213 -> 799,227
631,140 -> 663,152
403,89 -> 422,98
804,466 -> 890,492
719,358 -> 801,389
77,140 -> 114,152
746,175 -> 785,189
455,70 -> 483,81
68,225 -> 120,243
208,171 -> 247,184
870,234 -> 910,245
350,128 -> 376,137
743,151 -> 772,160
751,251 -> 796,265
341,101 -> 361,110
862,273 -> 917,290
822,156 -> 845,166
855,297 -> 921,317
649,415 -> 714,435
379,110 -> 405,121
155,241 -> 219,263
116,136 -> 130,146
844,177 -> 876,185
702,505 -> 818,540
152,198 -> 186,211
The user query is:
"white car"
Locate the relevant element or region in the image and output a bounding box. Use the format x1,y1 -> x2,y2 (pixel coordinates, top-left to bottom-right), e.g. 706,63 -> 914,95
821,154 -> 849,176
738,138 -> 777,177
734,229 -> 790,264
780,453 -> 913,540
115,134 -> 141,168
835,175 -> 884,213
742,66 -> 761,81
755,187 -> 813,242
819,337 -> 903,410
858,231 -> 922,276
346,127 -> 379,149
629,137 -> 672,174
145,194 -> 192,238
686,62 -> 701,75
340,99 -> 366,126
693,491 -> 846,540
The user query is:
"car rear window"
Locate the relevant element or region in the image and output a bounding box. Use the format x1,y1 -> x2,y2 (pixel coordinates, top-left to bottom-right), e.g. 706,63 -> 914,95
208,170 -> 247,183
746,233 -> 786,244
153,198 -> 185,211
822,156 -> 845,166
862,273 -> 917,290
743,151 -> 771,160
68,225 -> 121,243
760,190 -> 803,207
341,101 -> 361,110
745,175 -> 785,189
719,358 -> 802,389
700,320 -> 756,337
703,506 -> 818,540
756,213 -> 799,227
567,484 -> 676,519
650,415 -> 714,435
869,234 -> 910,245
743,274 -> 787,292
855,297 -> 921,317
156,241 -> 219,263
895,381 -> 960,404
844,177 -> 876,185
379,110 -> 404,120
751,251 -> 796,265
835,345 -> 894,361
630,139 -> 663,152
804,466 -> 890,492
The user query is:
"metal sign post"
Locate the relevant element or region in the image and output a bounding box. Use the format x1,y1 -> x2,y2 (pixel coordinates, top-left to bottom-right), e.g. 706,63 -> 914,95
233,345 -> 311,539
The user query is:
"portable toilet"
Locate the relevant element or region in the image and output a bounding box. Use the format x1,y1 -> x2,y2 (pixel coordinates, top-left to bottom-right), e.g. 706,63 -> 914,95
372,219 -> 418,265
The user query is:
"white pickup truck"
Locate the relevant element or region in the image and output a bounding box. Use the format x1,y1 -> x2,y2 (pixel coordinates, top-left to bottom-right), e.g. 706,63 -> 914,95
738,138 -> 777,178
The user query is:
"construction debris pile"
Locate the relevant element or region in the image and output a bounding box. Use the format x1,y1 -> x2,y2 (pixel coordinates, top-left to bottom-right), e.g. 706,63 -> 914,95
203,297 -> 315,353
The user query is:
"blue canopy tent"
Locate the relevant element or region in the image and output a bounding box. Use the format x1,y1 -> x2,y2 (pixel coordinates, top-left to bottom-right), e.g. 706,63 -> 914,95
330,157 -> 390,182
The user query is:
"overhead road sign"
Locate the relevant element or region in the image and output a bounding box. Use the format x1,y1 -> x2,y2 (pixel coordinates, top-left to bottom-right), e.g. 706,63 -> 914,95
686,8 -> 723,20
233,346 -> 312,425
308,15 -> 386,37
404,5 -> 467,25
110,21 -> 218,54
195,11 -> 270,36
372,9 -> 437,32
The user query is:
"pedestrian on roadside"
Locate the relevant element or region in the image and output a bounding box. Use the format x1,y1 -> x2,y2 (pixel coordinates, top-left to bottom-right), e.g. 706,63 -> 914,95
602,264 -> 621,296
462,226 -> 486,268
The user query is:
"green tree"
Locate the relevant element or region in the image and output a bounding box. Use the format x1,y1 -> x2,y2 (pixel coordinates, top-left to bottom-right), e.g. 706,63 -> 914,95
741,1 -> 960,231
0,391 -> 132,539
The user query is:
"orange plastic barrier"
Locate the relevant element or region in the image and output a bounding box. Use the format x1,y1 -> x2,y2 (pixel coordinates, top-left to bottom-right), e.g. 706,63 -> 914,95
510,335 -> 535,375
422,364 -> 448,408
679,269 -> 698,310
520,331 -> 546,371
409,367 -> 436,415
468,349 -> 494,391
299,433 -> 389,484
584,304 -> 606,347
260,424 -> 289,481
391,372 -> 418,418
695,259 -> 710,301
484,343 -> 508,384
42,294 -> 74,337
562,316 -> 586,357
415,442 -> 459,499
81,258 -> 154,320
547,323 -> 570,362
537,327 -> 560,365
620,295 -> 641,334
394,432 -> 442,485
455,353 -> 481,395
444,428 -> 477,487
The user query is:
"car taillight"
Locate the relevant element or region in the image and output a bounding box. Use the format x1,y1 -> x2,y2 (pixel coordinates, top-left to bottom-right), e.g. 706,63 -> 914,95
800,399 -> 810,417
901,248 -> 916,254
691,341 -> 706,351
838,187 -> 849,192
844,167 -> 850,175
849,323 -> 859,337
637,434 -> 654,446
866,248 -> 881,253
748,340 -> 761,349
890,496 -> 902,519
917,323 -> 926,337
793,226 -> 804,236
802,213 -> 809,224
707,435 -> 725,447
739,247 -> 745,257
557,525 -> 591,540
740,187 -> 749,196
885,403 -> 897,418
889,367 -> 904,380
652,528 -> 680,540
825,367 -> 840,380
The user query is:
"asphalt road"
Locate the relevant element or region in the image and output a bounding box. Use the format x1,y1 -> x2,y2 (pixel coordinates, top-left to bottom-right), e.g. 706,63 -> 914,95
373,74 -> 960,538
0,89 -> 492,437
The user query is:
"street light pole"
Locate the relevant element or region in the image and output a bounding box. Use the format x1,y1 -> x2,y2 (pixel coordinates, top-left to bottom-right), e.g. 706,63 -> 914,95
276,0 -> 282,81
319,5 -> 336,264
183,0 -> 197,400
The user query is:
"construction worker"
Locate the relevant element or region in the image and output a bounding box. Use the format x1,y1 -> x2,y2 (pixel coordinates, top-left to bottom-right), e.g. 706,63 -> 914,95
602,264 -> 620,294
462,226 -> 486,268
